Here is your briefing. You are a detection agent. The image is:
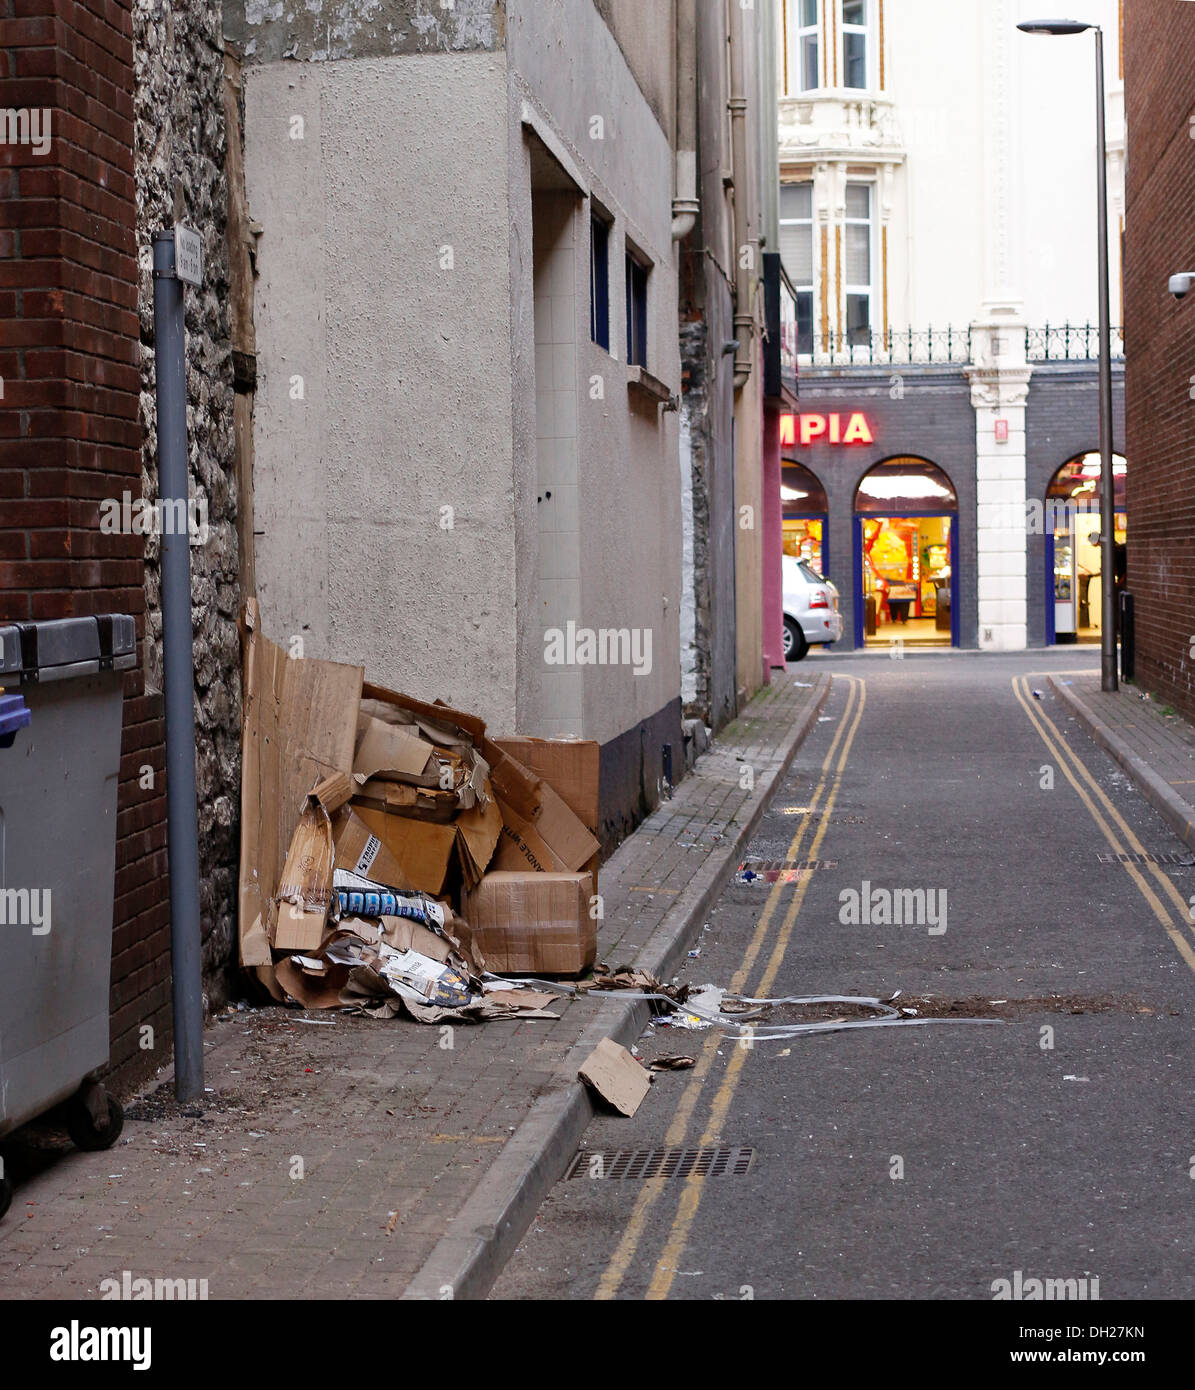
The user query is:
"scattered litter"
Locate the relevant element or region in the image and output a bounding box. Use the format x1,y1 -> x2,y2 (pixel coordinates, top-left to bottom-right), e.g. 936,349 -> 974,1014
1032,689 -> 1044,700
648,1055 -> 696,1071
1063,1075 -> 1090,1083
238,600 -> 602,1026
687,949 -> 701,959
578,1039 -> 652,1117
818,716 -> 834,722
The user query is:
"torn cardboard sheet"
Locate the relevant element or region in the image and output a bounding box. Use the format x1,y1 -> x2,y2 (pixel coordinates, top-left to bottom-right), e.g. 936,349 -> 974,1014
579,1038 -> 652,1117
274,796 -> 335,953
353,716 -> 434,781
238,599 -> 362,968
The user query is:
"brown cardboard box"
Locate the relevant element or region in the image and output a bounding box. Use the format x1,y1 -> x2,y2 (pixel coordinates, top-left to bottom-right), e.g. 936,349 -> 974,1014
463,870 -> 595,975
332,808 -> 412,892
490,738 -> 600,895
354,805 -> 456,896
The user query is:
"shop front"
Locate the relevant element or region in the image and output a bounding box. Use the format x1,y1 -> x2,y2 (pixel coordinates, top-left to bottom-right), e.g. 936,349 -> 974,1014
780,371 -> 978,653
782,461 -> 829,575
853,459 -> 959,649
1045,453 -> 1127,645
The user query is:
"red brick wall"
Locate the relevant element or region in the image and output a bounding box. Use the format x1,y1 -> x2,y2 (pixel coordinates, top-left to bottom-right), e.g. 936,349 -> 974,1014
0,0 -> 170,1087
1124,0 -> 1195,714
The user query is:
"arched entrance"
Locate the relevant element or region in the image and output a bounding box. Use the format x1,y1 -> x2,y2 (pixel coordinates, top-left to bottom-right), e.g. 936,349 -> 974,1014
781,461 -> 829,576
853,458 -> 959,648
1045,453 -> 1127,645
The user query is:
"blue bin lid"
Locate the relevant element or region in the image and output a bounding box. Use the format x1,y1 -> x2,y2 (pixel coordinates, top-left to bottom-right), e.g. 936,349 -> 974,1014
0,691 -> 32,748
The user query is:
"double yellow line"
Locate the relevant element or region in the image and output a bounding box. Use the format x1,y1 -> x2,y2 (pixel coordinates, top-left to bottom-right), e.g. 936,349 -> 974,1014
595,674 -> 868,1301
1012,675 -> 1195,975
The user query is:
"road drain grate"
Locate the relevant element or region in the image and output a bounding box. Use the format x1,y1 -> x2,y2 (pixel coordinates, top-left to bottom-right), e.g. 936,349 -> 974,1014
564,1146 -> 755,1182
1097,851 -> 1195,866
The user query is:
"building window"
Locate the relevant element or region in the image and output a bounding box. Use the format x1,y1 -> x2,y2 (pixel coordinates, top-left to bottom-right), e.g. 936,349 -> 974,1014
626,249 -> 649,367
844,182 -> 873,345
841,0 -> 870,90
789,0 -> 820,93
779,181 -> 815,353
590,212 -> 610,351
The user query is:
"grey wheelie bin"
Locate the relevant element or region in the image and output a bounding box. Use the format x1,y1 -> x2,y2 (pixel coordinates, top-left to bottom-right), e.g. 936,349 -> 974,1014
0,616 -> 136,1220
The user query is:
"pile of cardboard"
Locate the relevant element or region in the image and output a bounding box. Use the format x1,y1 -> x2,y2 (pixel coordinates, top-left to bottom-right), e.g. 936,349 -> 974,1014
237,602 -> 602,1020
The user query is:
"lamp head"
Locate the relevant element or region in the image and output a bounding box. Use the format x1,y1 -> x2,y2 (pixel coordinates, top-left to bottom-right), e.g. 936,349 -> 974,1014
1017,19 -> 1095,35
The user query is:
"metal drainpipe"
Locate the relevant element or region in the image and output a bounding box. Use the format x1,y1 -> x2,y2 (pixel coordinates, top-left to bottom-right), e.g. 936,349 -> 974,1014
728,0 -> 754,389
672,0 -> 700,241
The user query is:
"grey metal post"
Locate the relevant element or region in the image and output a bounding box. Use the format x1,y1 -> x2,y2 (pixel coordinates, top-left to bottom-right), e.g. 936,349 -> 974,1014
152,230 -> 204,1100
1094,26 -> 1118,691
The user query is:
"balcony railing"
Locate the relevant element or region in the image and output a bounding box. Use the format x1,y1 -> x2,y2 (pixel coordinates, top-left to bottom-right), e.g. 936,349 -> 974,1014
1024,323 -> 1125,361
800,327 -> 973,366
799,323 -> 1124,367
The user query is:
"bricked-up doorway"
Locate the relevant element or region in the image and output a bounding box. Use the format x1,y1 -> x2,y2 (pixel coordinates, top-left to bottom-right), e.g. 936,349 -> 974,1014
1045,454 -> 1127,646
853,459 -> 959,650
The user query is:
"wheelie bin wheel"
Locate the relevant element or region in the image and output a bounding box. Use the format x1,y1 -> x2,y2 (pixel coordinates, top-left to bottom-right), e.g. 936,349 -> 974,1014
66,1091 -> 124,1152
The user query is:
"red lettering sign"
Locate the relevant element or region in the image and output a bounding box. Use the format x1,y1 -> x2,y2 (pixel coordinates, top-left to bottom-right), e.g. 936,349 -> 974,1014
782,413 -> 874,448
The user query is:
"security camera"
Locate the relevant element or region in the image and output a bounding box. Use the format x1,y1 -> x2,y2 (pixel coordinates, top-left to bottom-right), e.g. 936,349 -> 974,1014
1169,272 -> 1195,301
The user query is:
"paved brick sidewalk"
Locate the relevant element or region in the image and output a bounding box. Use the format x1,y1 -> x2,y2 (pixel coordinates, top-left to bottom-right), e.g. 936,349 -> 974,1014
0,670 -> 828,1300
1050,672 -> 1195,849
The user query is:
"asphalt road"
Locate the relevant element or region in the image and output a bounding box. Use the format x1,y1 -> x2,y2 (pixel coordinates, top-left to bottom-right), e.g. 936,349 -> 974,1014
491,650 -> 1195,1301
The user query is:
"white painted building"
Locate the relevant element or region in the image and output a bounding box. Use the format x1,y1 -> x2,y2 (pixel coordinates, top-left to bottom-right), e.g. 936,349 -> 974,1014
775,0 -> 1126,653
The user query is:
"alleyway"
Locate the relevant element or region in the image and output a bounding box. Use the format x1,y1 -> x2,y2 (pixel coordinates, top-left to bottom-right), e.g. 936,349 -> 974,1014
494,652 -> 1195,1300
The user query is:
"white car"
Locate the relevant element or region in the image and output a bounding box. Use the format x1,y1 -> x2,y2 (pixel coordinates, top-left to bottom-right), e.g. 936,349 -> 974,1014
783,555 -> 842,661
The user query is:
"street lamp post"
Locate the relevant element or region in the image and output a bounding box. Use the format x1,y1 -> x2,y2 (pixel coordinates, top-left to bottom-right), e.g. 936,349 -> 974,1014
1018,19 -> 1118,691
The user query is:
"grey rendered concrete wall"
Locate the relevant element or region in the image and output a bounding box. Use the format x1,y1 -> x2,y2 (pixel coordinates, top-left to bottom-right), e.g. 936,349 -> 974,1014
1024,362 -> 1126,647
792,370 -> 980,651
688,0 -> 738,731
224,0 -> 505,63
507,0 -> 682,750
591,0 -> 676,145
244,53 -> 519,730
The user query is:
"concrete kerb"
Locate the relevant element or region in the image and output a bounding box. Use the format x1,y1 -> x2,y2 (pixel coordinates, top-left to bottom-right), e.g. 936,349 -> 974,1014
1048,677 -> 1195,852
401,673 -> 832,1300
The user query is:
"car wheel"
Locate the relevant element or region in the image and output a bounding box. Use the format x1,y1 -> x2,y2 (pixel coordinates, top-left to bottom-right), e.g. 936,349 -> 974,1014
784,617 -> 808,663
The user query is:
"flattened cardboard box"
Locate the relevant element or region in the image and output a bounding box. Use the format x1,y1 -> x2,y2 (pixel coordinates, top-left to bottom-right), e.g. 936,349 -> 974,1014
353,805 -> 456,897
238,599 -> 362,968
491,737 -> 600,895
463,870 -> 595,976
332,808 -> 412,893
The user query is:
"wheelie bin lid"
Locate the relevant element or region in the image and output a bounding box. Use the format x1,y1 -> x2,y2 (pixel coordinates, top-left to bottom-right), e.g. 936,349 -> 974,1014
0,615 -> 136,684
